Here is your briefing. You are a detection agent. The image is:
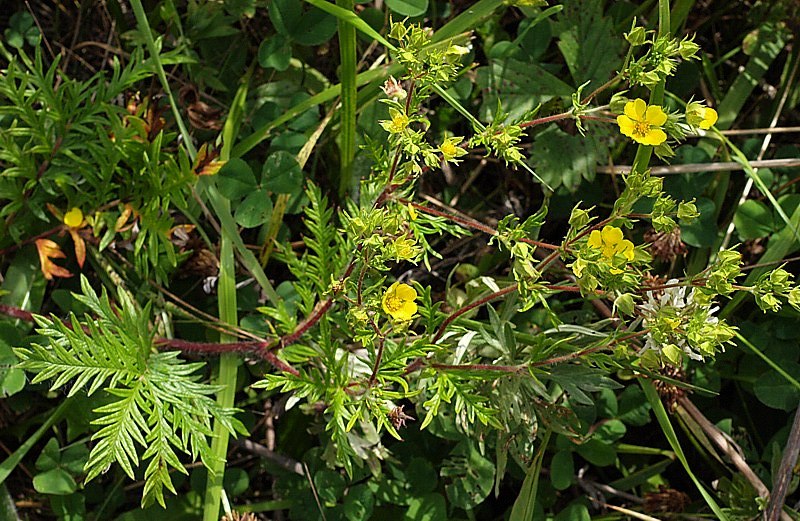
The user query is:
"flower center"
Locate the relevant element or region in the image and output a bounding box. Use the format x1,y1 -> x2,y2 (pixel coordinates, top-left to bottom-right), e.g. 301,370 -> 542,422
391,115 -> 407,131
441,142 -> 456,156
384,295 -> 404,312
633,121 -> 650,137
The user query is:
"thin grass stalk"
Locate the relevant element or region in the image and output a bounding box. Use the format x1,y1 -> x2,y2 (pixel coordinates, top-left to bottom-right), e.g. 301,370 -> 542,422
336,0 -> 357,198
202,234 -> 240,521
509,430 -> 552,521
129,0 -> 195,158
641,380 -> 729,519
0,398 -> 74,485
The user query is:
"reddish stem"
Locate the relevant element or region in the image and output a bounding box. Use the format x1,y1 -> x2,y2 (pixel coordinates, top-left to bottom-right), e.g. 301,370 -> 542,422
0,226 -> 63,256
0,304 -> 35,322
432,285 -> 517,343
403,200 -> 559,251
519,111 -> 572,129
431,363 -> 526,374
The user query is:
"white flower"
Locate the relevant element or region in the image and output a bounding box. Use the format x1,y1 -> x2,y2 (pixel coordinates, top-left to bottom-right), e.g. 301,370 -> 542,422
639,279 -> 721,362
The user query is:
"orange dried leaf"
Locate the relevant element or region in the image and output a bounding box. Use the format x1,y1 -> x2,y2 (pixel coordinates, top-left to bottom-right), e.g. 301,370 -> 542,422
68,228 -> 86,268
115,204 -> 135,232
35,239 -> 72,280
193,143 -> 225,176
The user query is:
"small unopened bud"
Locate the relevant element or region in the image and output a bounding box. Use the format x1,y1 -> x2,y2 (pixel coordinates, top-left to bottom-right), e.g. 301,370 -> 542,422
614,293 -> 636,316
678,37 -> 701,60
625,26 -> 646,47
609,92 -> 630,114
389,22 -> 408,41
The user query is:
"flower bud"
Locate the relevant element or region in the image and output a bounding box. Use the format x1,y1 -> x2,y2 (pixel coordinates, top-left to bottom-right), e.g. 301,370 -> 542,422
678,37 -> 701,60
625,26 -> 646,47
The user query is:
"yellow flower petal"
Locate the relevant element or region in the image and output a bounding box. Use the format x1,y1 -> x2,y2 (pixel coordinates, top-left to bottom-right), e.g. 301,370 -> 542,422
645,105 -> 667,126
699,107 -> 717,129
620,239 -> 635,261
642,128 -> 667,146
601,226 -> 623,244
626,99 -> 647,120
617,115 -> 635,136
588,230 -> 603,249
63,207 -> 83,228
382,282 -> 418,321
396,283 -> 417,301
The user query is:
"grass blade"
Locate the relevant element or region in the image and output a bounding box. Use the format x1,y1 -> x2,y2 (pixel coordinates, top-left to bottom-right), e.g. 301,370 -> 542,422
509,429 -> 551,521
334,0 -> 358,198
129,0 -> 195,158
734,332 -> 800,391
304,0 -> 395,51
0,397 -> 73,485
202,234 -> 241,521
641,379 -> 729,520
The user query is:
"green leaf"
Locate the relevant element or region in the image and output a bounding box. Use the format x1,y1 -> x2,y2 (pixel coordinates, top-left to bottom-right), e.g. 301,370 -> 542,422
641,380 -> 730,520
617,385 -> 651,426
270,0 -> 338,46
680,197 -> 717,247
510,430 -> 550,521
442,442 -> 495,510
216,159 -> 257,201
575,439 -> 615,467
753,363 -> 800,411
343,484 -> 374,521
734,200 -> 775,239
235,189 -> 273,228
475,58 -> 573,122
404,493 -> 446,521
35,439 -> 61,472
258,36 -> 292,71
0,324 -> 24,397
314,469 -> 346,505
529,125 -> 606,191
263,151 -> 304,195
555,502 -> 590,521
32,468 -> 77,495
552,0 -> 623,90
385,0 -> 428,17
594,419 -> 626,443
550,450 -> 574,490
407,457 -> 438,495
223,468 -> 250,497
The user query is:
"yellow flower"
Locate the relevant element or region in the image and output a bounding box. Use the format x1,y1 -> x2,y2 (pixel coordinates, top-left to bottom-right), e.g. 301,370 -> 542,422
617,98 -> 668,146
588,226 -> 635,261
381,108 -> 409,134
438,137 -> 467,163
382,282 -> 418,321
685,102 -> 718,130
63,207 -> 84,228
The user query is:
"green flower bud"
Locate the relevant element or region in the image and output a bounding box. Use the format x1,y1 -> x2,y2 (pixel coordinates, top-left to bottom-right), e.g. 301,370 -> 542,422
625,26 -> 647,47
679,37 -> 701,60
614,293 -> 636,316
609,92 -> 630,114
788,287 -> 800,310
654,142 -> 675,160
770,268 -> 790,287
677,201 -> 699,222
389,22 -> 408,41
569,205 -> 592,229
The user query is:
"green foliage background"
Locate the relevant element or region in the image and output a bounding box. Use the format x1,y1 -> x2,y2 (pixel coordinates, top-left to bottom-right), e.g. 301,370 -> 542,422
1,0 -> 799,520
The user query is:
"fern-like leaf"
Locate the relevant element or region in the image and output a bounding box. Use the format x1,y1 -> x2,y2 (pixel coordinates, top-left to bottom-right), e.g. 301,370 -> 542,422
13,276 -> 246,507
